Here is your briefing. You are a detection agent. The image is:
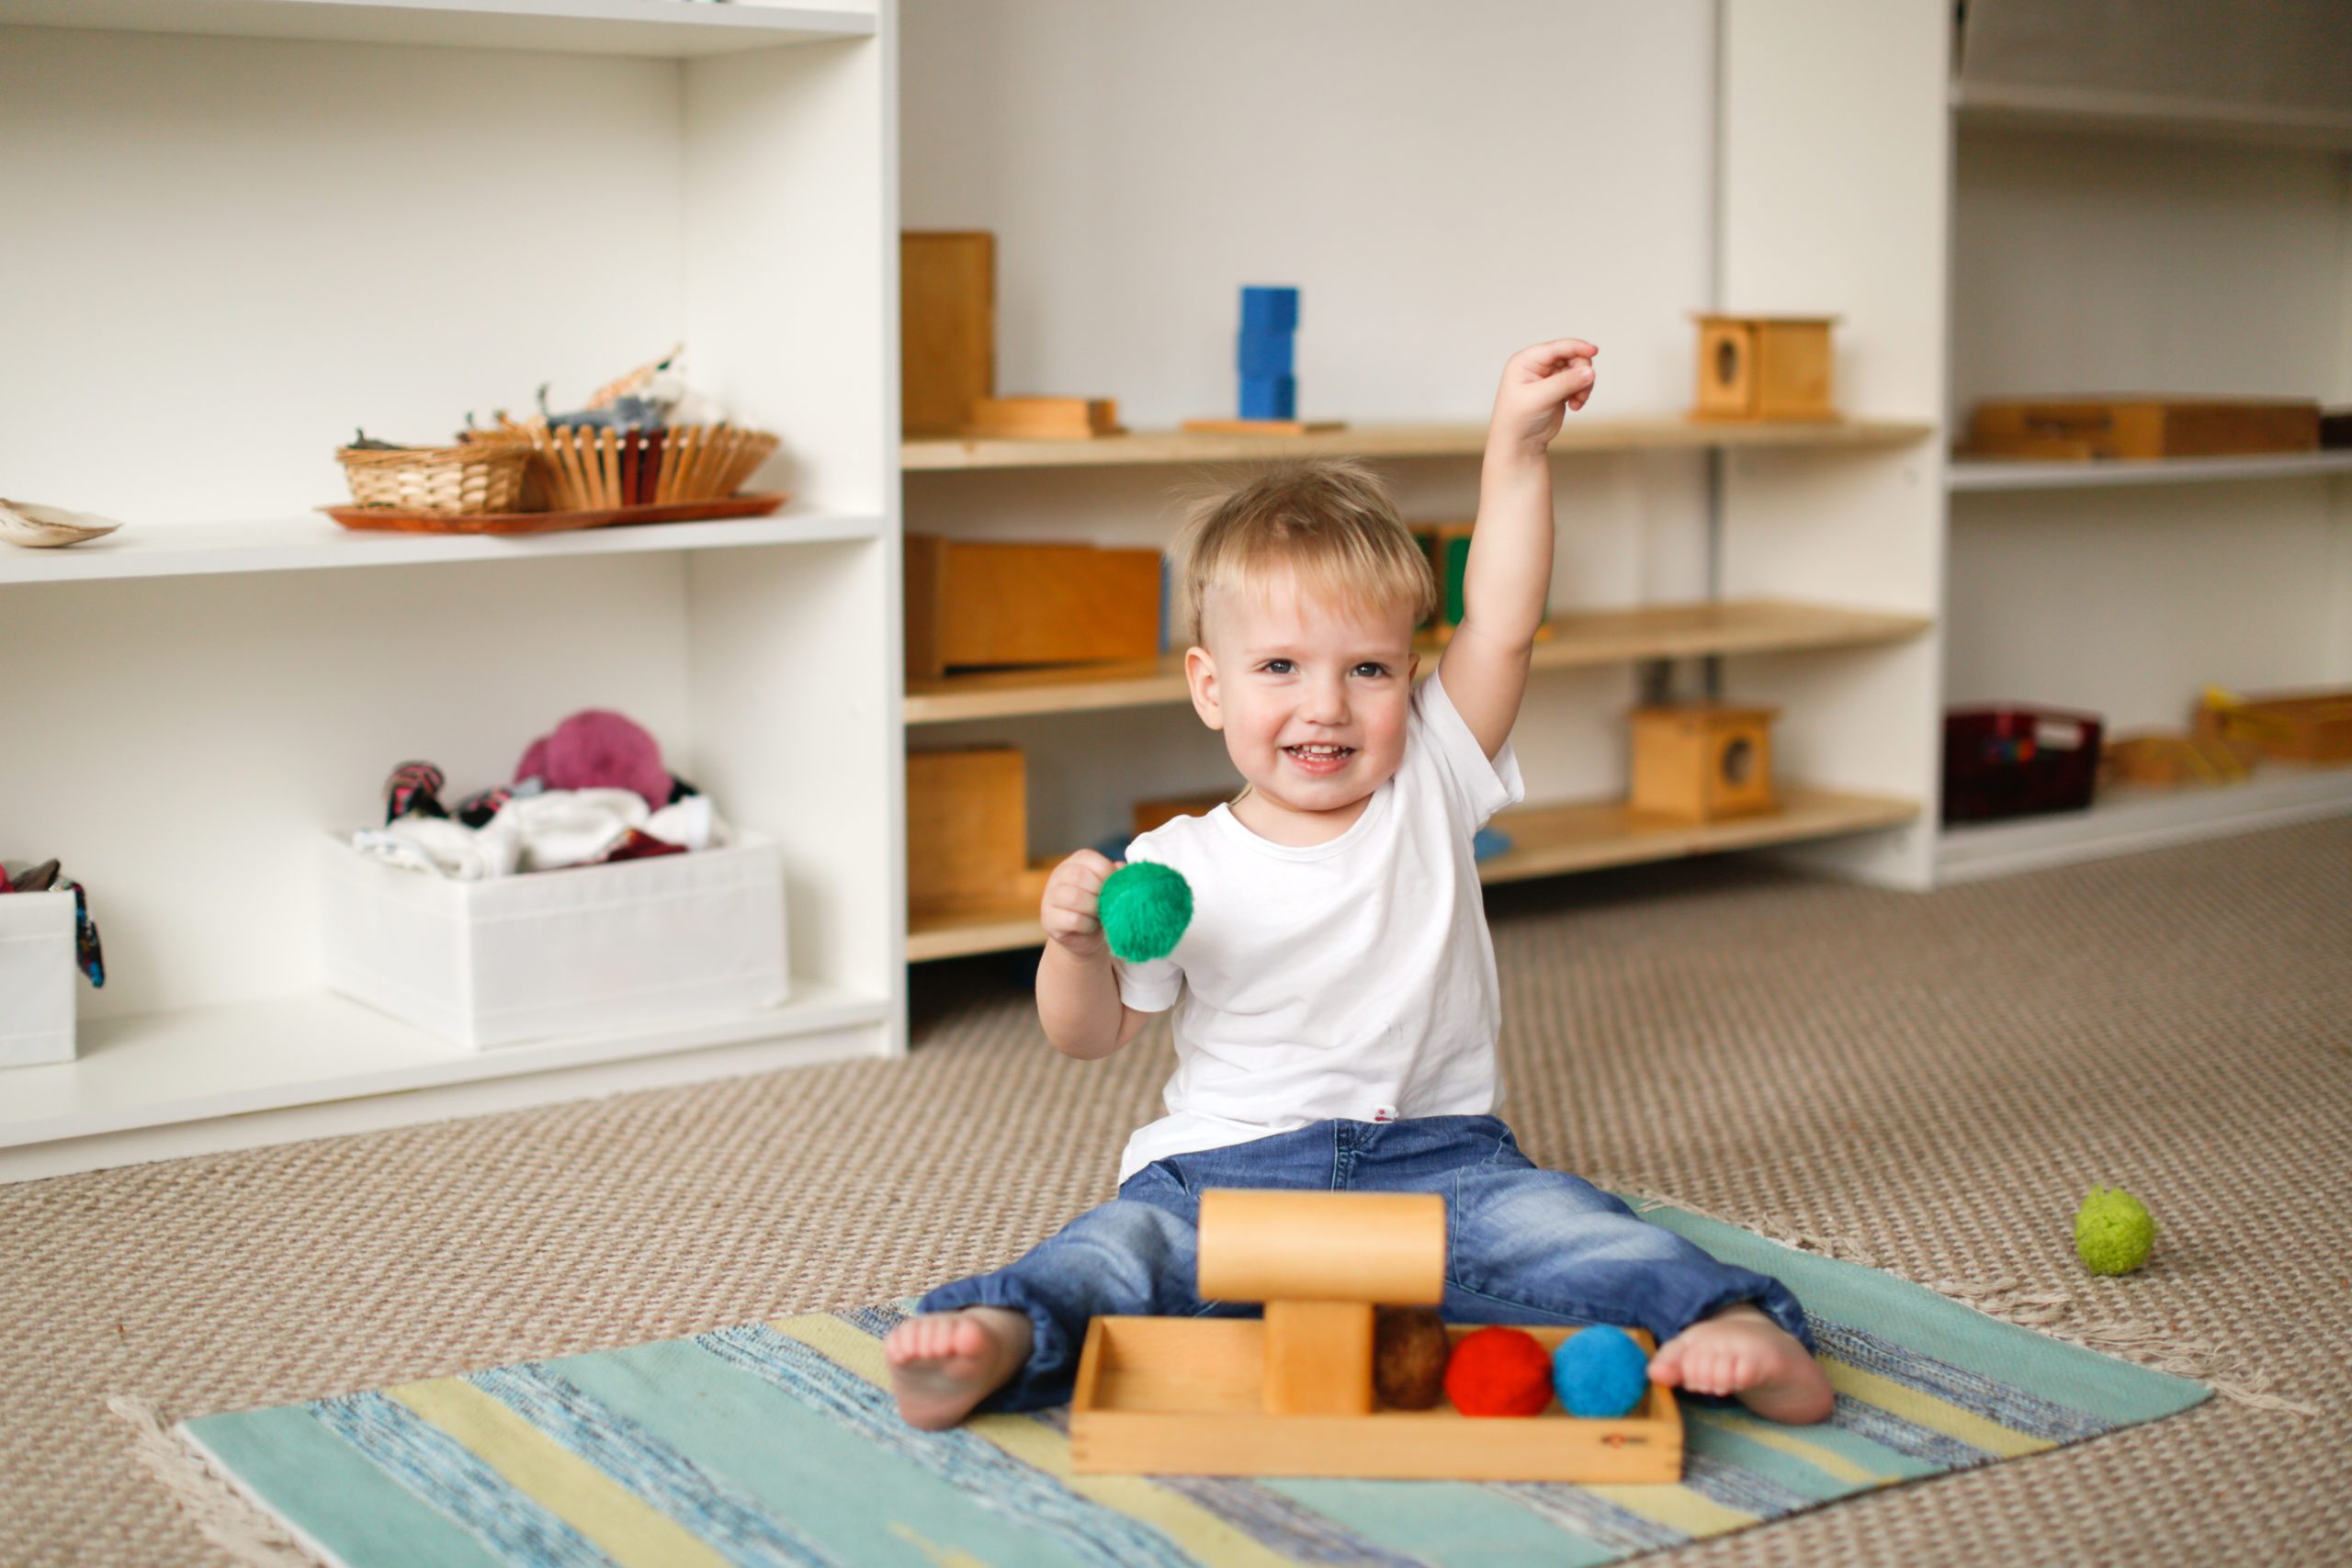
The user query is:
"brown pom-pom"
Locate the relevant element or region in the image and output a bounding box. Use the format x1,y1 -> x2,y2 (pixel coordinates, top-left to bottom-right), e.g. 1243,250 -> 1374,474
1373,1305 -> 1452,1410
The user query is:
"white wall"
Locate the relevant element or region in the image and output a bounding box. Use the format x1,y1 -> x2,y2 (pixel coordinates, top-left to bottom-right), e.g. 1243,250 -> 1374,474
0,28 -> 685,525
899,0 -> 1723,854
1947,129 -> 2352,723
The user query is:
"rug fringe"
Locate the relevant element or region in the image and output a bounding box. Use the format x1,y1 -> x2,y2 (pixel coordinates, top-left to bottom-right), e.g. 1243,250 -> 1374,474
1624,1192 -> 2317,1417
108,1395 -> 334,1568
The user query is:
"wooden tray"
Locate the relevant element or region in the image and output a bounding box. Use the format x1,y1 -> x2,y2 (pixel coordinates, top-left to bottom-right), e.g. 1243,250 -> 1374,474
1071,1317 -> 1681,1482
322,492 -> 787,536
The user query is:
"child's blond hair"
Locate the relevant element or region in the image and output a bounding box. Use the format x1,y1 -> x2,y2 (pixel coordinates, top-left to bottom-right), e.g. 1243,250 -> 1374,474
1170,460 -> 1435,646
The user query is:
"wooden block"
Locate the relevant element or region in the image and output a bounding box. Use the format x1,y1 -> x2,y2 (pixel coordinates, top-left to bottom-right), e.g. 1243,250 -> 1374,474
2102,732 -> 2251,788
1408,523 -> 1480,631
1690,315 -> 1837,422
1755,320 -> 1835,420
2196,687 -> 2352,762
1630,705 -> 1780,823
1132,792 -> 1233,837
904,535 -> 1162,678
1069,1317 -> 1681,1482
964,397 -> 1123,440
1195,1190 -> 1445,1305
1262,1302 -> 1374,1416
906,747 -> 1028,915
900,232 -> 994,436
1969,399 -> 2321,459
1178,419 -> 1346,436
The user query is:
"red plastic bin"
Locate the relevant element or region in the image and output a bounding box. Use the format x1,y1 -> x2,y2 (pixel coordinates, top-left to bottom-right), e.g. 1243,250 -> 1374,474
1942,705 -> 2104,823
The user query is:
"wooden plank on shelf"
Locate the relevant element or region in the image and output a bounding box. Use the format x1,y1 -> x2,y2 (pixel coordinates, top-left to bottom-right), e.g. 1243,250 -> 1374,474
1477,785 -> 1918,884
907,785 -> 1919,960
902,416 -> 1934,471
903,600 -> 1931,724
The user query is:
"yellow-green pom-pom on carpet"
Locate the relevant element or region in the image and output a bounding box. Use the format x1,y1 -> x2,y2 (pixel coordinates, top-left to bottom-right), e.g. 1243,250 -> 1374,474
2075,1184 -> 2157,1276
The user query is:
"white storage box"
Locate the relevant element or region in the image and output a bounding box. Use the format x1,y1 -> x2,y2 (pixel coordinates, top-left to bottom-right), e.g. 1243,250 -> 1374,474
320,832 -> 789,1049
0,889 -> 78,1068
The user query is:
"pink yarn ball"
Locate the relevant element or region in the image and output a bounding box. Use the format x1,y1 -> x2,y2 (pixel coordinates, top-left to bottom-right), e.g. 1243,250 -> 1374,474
517,709 -> 671,807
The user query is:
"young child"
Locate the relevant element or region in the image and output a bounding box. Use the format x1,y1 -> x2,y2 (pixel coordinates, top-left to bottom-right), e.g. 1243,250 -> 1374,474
887,339 -> 1835,1432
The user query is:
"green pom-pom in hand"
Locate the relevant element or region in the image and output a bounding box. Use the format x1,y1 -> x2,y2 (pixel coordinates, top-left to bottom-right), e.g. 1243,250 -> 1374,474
1099,861 -> 1192,963
2075,1184 -> 2155,1276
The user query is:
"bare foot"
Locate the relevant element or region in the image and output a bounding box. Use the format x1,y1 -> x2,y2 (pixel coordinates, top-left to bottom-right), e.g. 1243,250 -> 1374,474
884,1307 -> 1033,1430
1650,1303 -> 1835,1424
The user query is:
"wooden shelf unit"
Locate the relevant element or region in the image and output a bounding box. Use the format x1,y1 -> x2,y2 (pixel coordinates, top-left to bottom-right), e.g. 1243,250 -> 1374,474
904,416 -> 1933,471
907,600 -> 1930,725
908,786 -> 1921,962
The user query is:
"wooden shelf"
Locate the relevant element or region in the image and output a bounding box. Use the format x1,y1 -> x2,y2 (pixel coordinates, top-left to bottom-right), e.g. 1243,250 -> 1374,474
1950,451 -> 2352,493
902,416 -> 1934,472
0,981 -> 890,1180
906,600 -> 1931,725
0,0 -> 877,57
907,785 -> 1919,961
0,510 -> 884,585
1937,764 -> 2352,883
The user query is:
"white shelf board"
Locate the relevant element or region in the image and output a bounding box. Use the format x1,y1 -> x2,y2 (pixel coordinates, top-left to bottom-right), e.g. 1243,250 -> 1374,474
1950,451 -> 2352,493
0,0 -> 875,57
1951,82 -> 2352,152
1937,765 -> 2352,884
0,980 -> 891,1179
0,510 -> 884,584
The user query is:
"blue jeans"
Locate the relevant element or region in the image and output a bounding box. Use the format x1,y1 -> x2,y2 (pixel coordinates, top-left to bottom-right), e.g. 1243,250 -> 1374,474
917,1114 -> 1811,1414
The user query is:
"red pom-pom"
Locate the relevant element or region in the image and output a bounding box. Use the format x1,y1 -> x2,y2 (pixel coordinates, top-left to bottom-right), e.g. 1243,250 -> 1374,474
1444,1325 -> 1553,1416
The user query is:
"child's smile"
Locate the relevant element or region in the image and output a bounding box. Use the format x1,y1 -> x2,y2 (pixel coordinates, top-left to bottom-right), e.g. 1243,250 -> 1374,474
1185,569 -> 1419,845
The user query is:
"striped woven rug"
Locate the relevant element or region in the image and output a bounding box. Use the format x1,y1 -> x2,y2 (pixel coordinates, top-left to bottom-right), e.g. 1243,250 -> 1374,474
166,1204 -> 2207,1568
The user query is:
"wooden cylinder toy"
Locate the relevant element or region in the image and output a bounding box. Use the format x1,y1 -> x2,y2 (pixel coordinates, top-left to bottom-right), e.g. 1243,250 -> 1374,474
1195,1191 -> 1446,1305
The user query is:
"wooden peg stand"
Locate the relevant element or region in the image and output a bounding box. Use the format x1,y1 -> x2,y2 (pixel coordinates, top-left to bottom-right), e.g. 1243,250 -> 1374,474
1069,1190 -> 1685,1482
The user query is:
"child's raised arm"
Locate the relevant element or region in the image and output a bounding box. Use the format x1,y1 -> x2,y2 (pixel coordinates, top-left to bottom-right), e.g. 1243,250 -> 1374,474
1441,338 -> 1599,760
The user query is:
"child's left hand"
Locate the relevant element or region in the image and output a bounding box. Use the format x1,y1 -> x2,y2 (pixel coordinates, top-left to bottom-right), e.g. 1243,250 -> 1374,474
1488,338 -> 1599,458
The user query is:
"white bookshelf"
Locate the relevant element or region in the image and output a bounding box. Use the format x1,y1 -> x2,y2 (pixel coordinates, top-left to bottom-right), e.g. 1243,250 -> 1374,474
1938,103 -> 2352,878
0,1 -> 905,1178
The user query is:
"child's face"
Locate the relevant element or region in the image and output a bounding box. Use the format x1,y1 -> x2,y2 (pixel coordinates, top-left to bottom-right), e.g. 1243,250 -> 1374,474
1186,570 -> 1419,823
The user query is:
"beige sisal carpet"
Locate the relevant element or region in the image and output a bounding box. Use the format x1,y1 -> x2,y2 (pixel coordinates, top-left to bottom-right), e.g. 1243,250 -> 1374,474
4,818 -> 2348,1566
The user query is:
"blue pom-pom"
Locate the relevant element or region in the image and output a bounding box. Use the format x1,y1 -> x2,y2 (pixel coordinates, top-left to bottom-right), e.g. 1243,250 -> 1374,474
1552,1325 -> 1650,1418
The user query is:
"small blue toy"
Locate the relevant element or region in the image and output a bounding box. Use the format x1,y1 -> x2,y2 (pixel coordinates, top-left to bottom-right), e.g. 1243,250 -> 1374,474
1551,1325 -> 1651,1418
1235,286 -> 1300,421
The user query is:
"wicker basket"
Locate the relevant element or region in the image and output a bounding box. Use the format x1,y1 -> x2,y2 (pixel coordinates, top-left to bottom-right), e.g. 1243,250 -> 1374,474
338,442 -> 532,516
525,423 -> 779,512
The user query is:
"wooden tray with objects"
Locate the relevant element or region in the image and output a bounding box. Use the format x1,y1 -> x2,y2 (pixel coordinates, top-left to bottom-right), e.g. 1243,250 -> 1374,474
1068,1190 -> 1684,1482
322,492 -> 787,536
1072,1316 -> 1680,1482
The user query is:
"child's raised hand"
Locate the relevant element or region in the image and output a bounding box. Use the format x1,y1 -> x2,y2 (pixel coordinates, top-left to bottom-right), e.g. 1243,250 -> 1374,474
1040,849 -> 1119,960
1488,337 -> 1599,458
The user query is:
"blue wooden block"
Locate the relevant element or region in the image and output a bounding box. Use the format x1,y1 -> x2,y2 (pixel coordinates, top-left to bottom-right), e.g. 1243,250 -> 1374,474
1239,286 -> 1298,333
1236,330 -> 1295,377
1239,374 -> 1296,420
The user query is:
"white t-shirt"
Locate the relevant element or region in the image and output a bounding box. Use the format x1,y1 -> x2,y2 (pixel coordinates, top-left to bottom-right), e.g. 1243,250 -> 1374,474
1112,667 -> 1527,1183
